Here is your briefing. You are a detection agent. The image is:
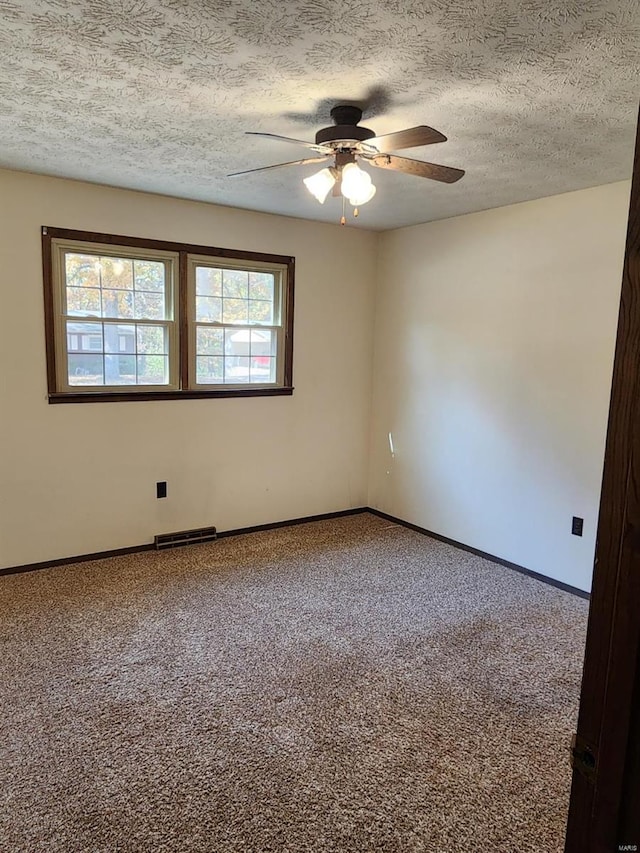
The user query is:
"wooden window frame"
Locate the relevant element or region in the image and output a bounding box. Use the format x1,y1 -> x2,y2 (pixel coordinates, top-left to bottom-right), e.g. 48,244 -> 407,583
42,227 -> 295,403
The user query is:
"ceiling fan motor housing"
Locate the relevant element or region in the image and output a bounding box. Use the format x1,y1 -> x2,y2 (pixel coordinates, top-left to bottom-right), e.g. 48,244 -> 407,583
315,104 -> 375,146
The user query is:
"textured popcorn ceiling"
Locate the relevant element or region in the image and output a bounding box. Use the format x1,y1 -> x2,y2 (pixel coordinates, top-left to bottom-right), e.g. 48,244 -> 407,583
0,0 -> 638,230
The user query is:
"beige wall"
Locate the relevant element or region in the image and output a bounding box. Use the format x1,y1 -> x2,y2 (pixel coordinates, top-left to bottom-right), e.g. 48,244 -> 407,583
0,169 -> 630,587
368,182 -> 630,592
0,170 -> 377,568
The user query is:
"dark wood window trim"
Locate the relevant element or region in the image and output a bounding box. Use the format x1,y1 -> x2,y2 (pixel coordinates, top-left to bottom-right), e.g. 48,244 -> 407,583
42,226 -> 295,403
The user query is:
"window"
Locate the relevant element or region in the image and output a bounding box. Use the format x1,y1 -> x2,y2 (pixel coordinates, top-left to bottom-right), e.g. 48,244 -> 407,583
42,227 -> 294,403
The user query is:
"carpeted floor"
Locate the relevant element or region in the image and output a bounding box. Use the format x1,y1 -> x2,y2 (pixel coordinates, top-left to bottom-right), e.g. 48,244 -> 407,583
0,513 -> 588,853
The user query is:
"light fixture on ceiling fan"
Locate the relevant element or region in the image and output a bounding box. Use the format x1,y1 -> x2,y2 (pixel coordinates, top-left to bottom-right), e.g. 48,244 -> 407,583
304,161 -> 376,209
229,105 -> 464,224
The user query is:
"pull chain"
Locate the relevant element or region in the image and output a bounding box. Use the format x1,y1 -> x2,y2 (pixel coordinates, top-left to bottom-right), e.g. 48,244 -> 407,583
340,195 -> 346,226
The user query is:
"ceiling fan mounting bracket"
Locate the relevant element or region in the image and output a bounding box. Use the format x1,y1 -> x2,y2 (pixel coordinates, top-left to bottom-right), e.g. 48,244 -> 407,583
330,105 -> 363,125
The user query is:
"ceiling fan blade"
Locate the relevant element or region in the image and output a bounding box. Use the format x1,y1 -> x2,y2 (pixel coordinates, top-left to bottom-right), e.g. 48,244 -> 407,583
246,132 -> 328,153
367,154 -> 465,183
227,156 -> 328,177
369,126 -> 446,152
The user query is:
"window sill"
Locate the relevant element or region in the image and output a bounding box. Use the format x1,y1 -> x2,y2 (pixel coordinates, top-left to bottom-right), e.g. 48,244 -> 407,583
48,387 -> 294,404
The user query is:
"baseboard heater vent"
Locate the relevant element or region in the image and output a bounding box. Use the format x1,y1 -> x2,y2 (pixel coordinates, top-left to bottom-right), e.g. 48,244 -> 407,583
154,526 -> 217,550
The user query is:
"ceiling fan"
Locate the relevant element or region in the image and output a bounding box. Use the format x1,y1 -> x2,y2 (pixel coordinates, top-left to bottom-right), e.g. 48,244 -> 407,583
228,105 -> 465,223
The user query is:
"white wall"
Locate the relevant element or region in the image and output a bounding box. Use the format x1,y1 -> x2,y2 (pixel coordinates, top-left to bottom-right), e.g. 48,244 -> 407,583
0,170 -> 377,568
369,182 -> 630,592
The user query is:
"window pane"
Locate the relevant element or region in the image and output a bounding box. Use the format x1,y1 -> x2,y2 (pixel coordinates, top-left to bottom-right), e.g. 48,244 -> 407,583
66,287 -> 101,315
197,356 -> 224,384
248,300 -> 273,324
196,267 -> 222,296
134,292 -> 165,320
102,323 -> 120,353
224,356 -> 250,383
66,254 -> 99,288
102,289 -> 134,319
222,269 -> 248,298
104,353 -> 136,384
137,355 -> 168,385
137,325 -> 166,355
68,354 -> 104,385
134,260 -> 165,292
101,257 -> 133,290
66,320 -> 102,350
223,298 -> 248,324
249,272 -> 274,301
225,327 -> 249,355
196,296 -> 222,322
250,328 -> 273,356
116,323 -> 136,353
250,356 -> 275,383
197,327 -> 224,355
117,355 -> 136,378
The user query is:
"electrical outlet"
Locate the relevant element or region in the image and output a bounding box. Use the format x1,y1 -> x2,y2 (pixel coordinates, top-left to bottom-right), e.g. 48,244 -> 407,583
156,481 -> 167,499
572,516 -> 583,537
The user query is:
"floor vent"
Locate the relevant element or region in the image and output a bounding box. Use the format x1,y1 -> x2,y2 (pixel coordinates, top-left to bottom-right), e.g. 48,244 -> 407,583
154,526 -> 217,550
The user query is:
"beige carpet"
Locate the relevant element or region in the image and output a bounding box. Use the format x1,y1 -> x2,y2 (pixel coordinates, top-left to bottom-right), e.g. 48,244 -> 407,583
0,513 -> 587,853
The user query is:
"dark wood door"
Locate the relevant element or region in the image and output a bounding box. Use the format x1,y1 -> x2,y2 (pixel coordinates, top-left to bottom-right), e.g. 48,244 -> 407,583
565,108 -> 640,852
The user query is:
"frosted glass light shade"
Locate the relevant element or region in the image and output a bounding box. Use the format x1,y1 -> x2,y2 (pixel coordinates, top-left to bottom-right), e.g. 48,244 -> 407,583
341,163 -> 370,196
303,168 -> 335,203
348,183 -> 377,206
341,163 -> 376,206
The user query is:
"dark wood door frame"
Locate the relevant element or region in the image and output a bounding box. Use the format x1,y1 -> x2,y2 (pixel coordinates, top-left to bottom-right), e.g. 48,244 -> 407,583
565,107 -> 640,852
